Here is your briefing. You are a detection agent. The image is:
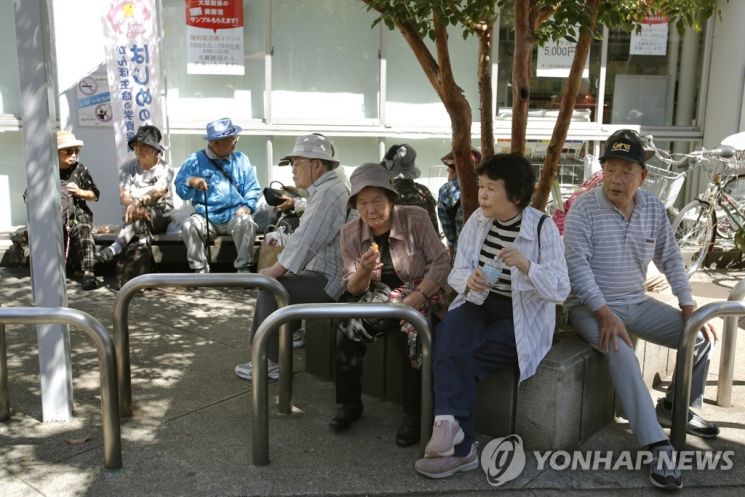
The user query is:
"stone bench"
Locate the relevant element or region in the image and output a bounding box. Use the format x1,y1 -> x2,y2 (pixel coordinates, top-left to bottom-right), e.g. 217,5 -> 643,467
303,317 -> 674,451
93,232 -> 263,266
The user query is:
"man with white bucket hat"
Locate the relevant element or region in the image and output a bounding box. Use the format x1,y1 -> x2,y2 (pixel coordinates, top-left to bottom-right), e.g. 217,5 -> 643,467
236,133 -> 350,381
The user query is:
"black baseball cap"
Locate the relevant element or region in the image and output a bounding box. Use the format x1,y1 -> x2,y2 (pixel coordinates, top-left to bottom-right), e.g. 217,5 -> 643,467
600,129 -> 654,167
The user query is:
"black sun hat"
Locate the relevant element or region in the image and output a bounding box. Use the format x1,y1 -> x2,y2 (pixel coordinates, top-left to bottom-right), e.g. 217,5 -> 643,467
600,129 -> 655,166
128,125 -> 164,153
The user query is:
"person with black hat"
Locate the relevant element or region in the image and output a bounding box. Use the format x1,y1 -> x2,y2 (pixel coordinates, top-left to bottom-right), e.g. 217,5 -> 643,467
174,117 -> 262,273
563,129 -> 719,490
381,144 -> 439,233
95,124 -> 173,264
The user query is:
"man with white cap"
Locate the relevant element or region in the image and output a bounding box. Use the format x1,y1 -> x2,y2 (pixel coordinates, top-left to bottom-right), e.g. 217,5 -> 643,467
236,133 -> 350,381
174,117 -> 262,273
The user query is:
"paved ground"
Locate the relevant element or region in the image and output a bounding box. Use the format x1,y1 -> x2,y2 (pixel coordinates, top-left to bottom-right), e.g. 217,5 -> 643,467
1,265 -> 745,496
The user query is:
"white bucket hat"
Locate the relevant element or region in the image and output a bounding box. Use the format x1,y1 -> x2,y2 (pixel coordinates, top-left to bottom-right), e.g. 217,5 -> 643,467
279,133 -> 340,168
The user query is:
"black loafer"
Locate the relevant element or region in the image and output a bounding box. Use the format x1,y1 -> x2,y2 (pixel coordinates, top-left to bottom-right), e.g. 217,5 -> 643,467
80,274 -> 97,291
396,414 -> 420,447
329,405 -> 363,432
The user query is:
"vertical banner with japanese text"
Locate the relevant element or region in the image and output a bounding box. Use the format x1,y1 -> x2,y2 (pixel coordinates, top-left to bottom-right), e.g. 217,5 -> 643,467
186,0 -> 245,75
102,0 -> 165,166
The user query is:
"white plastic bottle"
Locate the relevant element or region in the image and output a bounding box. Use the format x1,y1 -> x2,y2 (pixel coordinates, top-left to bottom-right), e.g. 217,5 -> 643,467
466,256 -> 503,305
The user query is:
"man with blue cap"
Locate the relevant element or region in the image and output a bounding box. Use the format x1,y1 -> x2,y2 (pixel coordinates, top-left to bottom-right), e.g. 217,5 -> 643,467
175,117 -> 262,272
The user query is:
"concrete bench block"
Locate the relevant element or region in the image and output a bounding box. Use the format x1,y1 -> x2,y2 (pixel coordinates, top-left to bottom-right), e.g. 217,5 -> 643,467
474,366 -> 518,437
475,334 -> 614,451
515,335 -> 587,451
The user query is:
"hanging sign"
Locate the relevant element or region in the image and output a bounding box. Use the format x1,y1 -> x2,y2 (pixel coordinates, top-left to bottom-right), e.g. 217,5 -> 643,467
102,0 -> 165,165
630,15 -> 669,56
77,68 -> 113,127
186,0 -> 245,75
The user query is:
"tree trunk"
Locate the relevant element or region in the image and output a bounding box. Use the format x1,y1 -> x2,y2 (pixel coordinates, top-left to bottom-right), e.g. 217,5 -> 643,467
511,0 -> 535,155
532,0 -> 599,212
477,21 -> 494,158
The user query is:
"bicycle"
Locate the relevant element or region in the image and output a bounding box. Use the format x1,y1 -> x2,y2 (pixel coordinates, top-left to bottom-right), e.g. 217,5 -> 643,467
670,144 -> 741,278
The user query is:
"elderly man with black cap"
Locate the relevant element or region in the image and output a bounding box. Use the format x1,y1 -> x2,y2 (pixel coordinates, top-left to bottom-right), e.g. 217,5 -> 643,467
235,133 -> 349,381
96,125 -> 173,263
563,129 -> 719,490
174,117 -> 262,273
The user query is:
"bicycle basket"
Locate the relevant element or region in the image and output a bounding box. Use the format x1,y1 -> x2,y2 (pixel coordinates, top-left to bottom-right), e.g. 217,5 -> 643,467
642,164 -> 687,209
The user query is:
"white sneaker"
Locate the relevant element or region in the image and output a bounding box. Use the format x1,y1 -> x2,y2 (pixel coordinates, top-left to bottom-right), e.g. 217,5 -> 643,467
235,359 -> 280,381
293,329 -> 305,348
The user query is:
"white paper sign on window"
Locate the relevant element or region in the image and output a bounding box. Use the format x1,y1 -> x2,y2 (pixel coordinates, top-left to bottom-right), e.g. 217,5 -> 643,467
186,0 -> 245,75
630,15 -> 669,56
537,34 -> 589,78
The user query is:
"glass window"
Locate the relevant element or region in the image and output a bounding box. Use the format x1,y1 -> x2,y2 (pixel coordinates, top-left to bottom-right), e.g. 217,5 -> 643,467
0,0 -> 20,116
603,27 -> 702,126
386,30 -> 479,126
161,0 -> 266,123
496,19 -> 601,124
270,0 -> 380,123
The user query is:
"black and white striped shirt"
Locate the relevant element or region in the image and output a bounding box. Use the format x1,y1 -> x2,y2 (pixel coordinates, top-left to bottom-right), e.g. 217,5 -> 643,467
478,211 -> 521,297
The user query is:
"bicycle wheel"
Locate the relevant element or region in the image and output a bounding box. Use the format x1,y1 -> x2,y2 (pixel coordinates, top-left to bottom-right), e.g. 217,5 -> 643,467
716,173 -> 745,240
672,200 -> 715,278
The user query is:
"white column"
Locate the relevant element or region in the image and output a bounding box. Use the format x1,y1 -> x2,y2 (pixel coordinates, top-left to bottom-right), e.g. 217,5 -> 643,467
13,0 -> 73,421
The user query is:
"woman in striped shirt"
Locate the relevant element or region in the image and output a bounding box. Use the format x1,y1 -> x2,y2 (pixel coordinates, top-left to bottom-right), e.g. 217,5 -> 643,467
416,153 -> 570,479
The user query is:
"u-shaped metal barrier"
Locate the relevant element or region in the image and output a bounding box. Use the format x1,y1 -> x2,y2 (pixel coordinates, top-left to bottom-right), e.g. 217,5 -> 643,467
672,300 -> 745,449
251,302 -> 433,465
113,273 -> 290,418
0,307 -> 122,469
717,279 -> 745,406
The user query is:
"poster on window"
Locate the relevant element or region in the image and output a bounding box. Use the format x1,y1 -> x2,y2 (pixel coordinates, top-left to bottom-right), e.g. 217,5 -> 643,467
102,0 -> 165,165
77,68 -> 113,127
537,34 -> 589,78
186,0 -> 245,75
630,15 -> 669,56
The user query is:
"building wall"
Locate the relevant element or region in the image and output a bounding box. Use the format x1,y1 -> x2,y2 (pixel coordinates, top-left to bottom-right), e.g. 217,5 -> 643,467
1,0 -> 743,229
703,0 -> 745,148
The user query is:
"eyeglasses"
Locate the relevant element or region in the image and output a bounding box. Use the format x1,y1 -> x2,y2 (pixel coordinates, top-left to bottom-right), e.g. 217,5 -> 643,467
62,148 -> 80,156
290,158 -> 313,168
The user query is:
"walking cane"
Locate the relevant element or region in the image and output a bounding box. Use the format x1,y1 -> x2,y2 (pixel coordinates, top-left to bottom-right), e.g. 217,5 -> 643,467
203,189 -> 211,268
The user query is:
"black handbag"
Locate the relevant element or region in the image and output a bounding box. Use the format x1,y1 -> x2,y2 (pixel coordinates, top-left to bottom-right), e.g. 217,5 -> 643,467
263,181 -> 303,207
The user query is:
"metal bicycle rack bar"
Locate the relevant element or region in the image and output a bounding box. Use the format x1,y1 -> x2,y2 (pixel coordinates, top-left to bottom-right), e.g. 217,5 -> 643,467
0,307 -> 122,469
113,273 -> 290,418
717,278 -> 745,406
671,300 -> 745,450
251,302 -> 432,466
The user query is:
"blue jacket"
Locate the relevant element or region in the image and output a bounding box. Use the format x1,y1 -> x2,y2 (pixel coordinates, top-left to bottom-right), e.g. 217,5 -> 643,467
175,149 -> 262,225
